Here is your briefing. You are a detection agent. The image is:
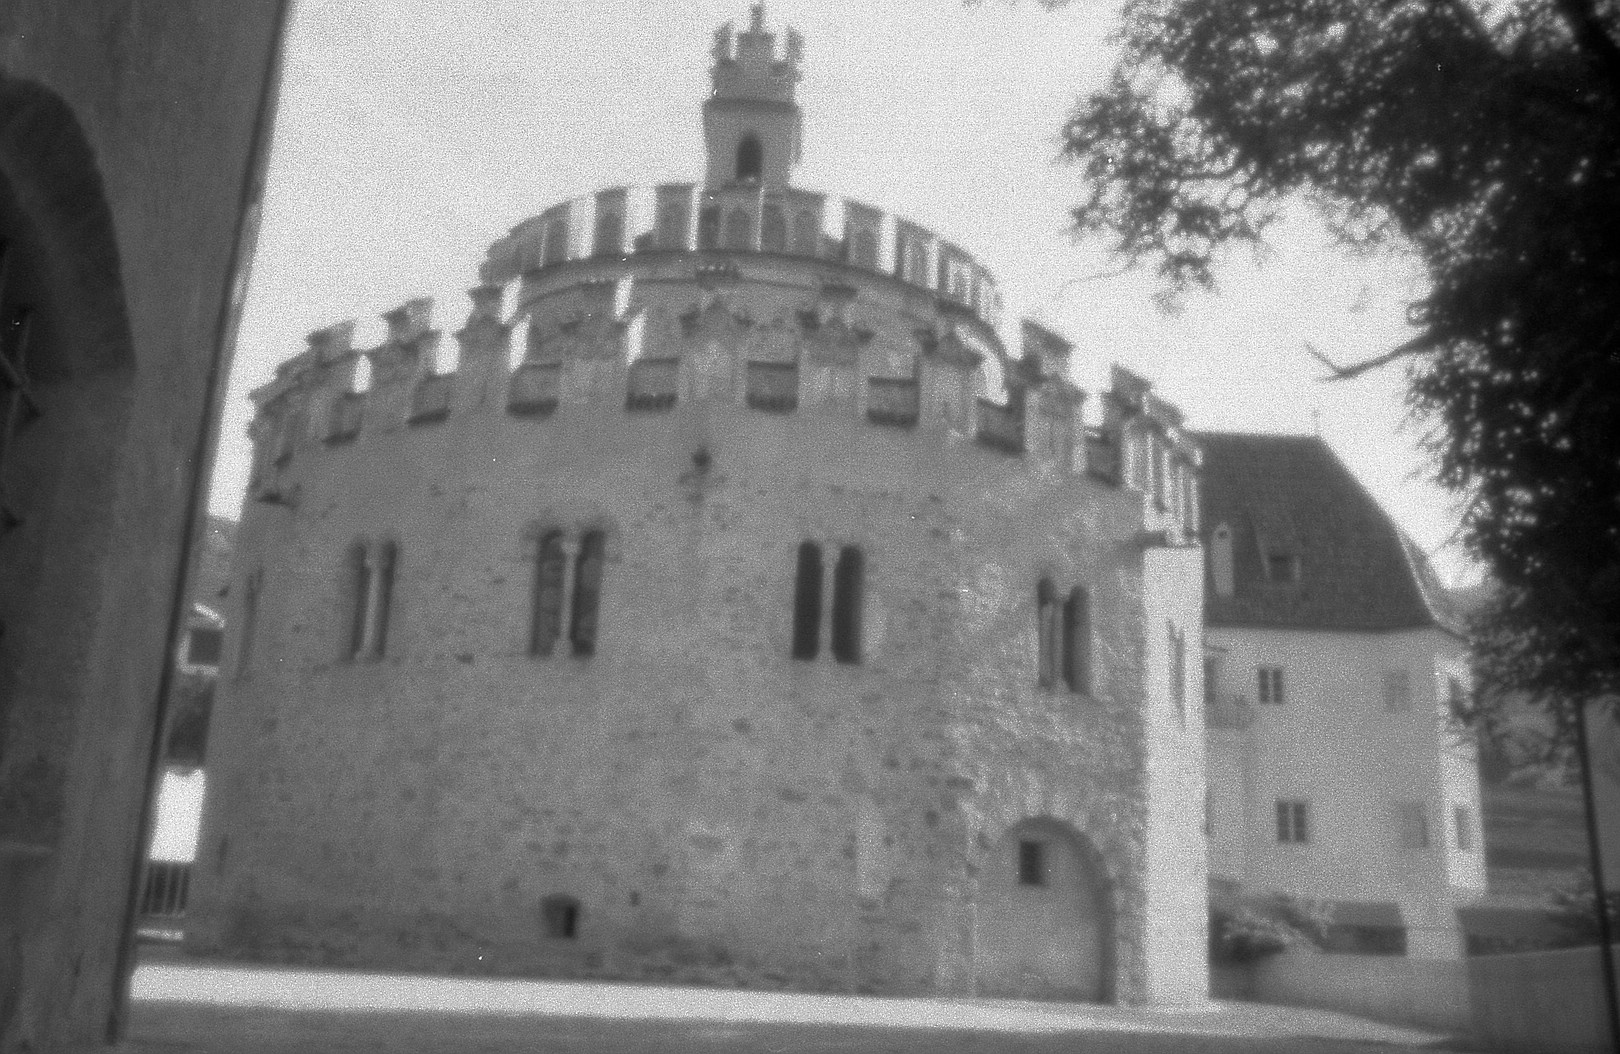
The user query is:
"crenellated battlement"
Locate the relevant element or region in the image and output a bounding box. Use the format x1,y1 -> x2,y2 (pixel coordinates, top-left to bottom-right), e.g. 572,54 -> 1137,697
481,185 -> 1003,330
710,4 -> 802,105
246,258 -> 1200,543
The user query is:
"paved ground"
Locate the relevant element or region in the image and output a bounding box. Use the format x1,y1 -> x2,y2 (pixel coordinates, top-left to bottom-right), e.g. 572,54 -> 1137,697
125,954 -> 1477,1053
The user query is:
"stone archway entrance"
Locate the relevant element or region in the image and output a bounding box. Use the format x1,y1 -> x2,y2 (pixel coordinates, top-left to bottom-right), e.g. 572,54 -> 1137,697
974,817 -> 1112,1002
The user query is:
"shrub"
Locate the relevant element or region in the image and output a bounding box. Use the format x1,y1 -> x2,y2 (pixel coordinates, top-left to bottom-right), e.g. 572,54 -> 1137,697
1210,894 -> 1332,964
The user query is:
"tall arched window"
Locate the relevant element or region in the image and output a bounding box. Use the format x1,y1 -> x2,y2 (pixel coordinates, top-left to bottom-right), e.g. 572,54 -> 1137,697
373,540 -> 396,657
344,539 -> 396,661
1036,578 -> 1057,688
1063,586 -> 1090,694
735,134 -> 764,181
570,530 -> 606,656
831,546 -> 864,665
791,541 -> 822,660
530,531 -> 566,657
346,542 -> 371,660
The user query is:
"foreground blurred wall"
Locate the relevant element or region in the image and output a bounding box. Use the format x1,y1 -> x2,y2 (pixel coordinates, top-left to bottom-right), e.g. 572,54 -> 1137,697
0,3 -> 288,1050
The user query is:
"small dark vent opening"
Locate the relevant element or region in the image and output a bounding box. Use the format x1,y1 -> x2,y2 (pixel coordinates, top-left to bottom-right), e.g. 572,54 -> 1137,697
541,894 -> 580,940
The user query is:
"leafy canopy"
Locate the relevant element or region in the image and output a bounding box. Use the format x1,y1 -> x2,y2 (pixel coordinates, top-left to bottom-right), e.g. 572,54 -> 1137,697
1051,0 -> 1620,727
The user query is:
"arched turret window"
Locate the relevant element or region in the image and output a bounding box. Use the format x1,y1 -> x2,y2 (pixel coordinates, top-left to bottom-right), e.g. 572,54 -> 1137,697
791,541 -> 822,660
735,134 -> 764,181
570,530 -> 606,656
831,546 -> 864,665
1063,587 -> 1090,694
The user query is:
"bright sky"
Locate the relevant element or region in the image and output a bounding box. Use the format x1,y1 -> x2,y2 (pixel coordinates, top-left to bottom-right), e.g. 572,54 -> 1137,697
214,0 -> 1476,583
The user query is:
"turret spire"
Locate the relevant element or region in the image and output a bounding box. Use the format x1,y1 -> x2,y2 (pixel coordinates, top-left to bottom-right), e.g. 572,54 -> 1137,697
703,5 -> 803,187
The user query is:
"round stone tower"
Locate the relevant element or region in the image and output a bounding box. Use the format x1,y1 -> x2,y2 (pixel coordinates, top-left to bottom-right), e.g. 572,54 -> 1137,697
187,6 -> 1209,1004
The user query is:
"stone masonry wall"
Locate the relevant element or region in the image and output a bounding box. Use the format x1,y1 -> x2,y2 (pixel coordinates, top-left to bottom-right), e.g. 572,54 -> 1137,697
188,252 -> 1208,1004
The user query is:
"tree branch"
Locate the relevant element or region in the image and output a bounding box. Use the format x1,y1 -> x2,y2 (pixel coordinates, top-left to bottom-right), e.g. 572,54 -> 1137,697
1552,0 -> 1620,98
1304,334 -> 1434,380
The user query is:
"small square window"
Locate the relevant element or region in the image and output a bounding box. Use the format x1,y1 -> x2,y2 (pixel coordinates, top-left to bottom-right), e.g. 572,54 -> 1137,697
541,895 -> 580,939
1265,552 -> 1298,583
1276,799 -> 1309,843
1453,805 -> 1474,851
1017,839 -> 1046,886
186,628 -> 224,667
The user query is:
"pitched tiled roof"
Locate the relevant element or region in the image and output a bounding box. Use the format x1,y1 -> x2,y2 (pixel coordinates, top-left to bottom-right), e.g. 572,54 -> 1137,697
1197,432 -> 1460,633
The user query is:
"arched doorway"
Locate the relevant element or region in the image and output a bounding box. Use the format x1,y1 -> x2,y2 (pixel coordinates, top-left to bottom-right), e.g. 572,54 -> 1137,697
975,817 -> 1113,1001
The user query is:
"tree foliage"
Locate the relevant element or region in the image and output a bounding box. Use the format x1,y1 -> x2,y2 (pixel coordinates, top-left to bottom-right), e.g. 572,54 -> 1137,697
1054,0 -> 1620,720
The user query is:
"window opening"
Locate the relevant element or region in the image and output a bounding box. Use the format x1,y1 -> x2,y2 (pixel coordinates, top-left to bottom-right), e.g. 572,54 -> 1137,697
1017,839 -> 1046,886
373,540 -> 396,657
1276,799 -> 1310,843
1257,666 -> 1285,705
735,134 -> 763,181
531,531 -> 566,657
1062,586 -> 1090,694
1168,621 -> 1186,725
347,543 -> 371,660
791,542 -> 822,660
570,530 -> 605,657
830,545 -> 864,665
1453,805 -> 1473,851
1265,551 -> 1299,583
186,628 -> 224,668
1036,578 -> 1057,688
541,895 -> 580,939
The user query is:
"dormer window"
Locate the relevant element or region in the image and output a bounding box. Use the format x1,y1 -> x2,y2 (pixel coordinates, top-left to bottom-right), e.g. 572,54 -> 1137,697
1265,551 -> 1299,583
735,134 -> 763,181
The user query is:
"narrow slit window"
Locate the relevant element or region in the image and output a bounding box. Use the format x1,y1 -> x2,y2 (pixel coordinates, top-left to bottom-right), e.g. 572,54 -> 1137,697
735,134 -> 763,181
1063,586 -> 1090,694
373,540 -> 396,658
1276,799 -> 1310,844
830,545 -> 864,665
570,530 -> 606,657
1036,578 -> 1056,688
1168,621 -> 1186,725
531,531 -> 566,657
1017,839 -> 1045,886
346,543 -> 371,660
791,541 -> 822,660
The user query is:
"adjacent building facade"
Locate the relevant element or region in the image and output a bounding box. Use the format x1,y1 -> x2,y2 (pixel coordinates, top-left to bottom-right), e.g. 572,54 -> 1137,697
186,7 -> 1210,1004
1199,432 -> 1485,958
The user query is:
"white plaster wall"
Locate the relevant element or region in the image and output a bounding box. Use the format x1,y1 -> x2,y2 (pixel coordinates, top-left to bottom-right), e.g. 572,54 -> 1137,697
1139,545 -> 1208,1002
1204,626 -> 1485,956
